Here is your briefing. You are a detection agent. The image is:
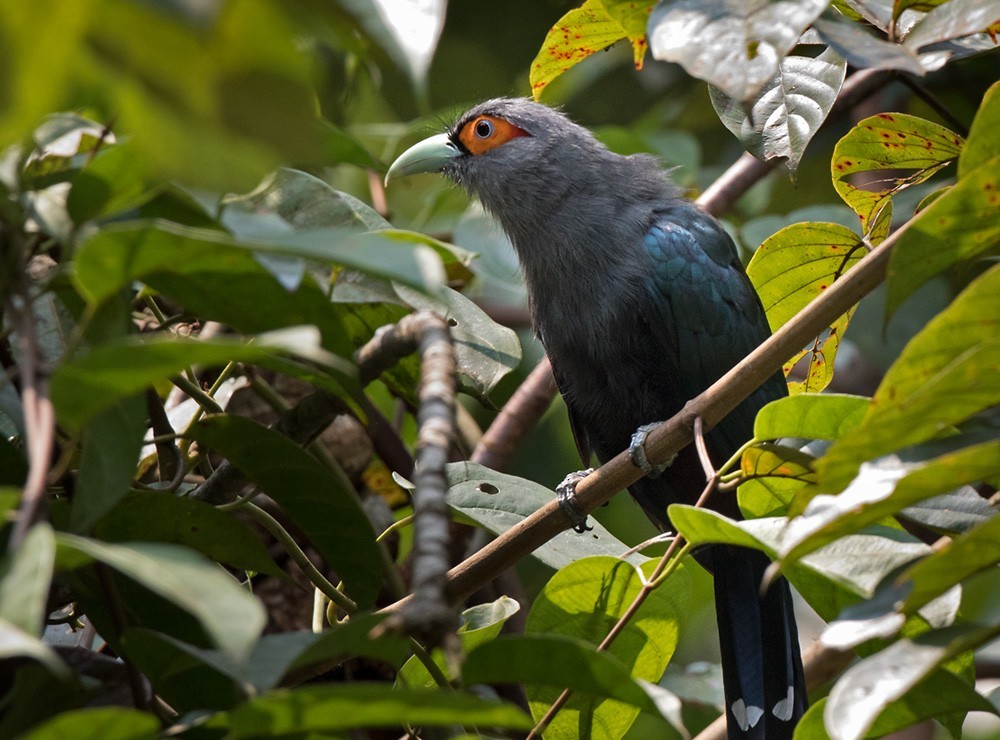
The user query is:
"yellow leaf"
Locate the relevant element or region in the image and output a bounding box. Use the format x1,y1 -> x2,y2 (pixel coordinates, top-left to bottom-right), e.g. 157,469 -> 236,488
529,0 -> 627,100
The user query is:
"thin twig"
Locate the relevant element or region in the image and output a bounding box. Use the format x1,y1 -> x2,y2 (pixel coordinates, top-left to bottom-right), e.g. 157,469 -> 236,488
7,290 -> 56,550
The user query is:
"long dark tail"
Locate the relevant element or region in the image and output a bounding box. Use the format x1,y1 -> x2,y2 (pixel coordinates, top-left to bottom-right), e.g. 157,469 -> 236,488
711,545 -> 807,739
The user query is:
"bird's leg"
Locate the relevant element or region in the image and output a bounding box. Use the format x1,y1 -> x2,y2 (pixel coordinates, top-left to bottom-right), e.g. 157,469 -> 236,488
556,468 -> 595,533
629,423 -> 675,478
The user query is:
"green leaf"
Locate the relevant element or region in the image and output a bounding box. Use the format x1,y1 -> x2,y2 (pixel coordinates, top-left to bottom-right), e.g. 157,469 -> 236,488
70,393 -> 146,532
747,222 -> 865,392
898,484 -> 996,534
885,156 -> 1000,318
464,634 -> 660,716
648,0 -> 829,103
395,284 -> 522,401
55,534 -> 265,663
800,669 -> 994,740
0,522 -> 55,634
830,112 -> 963,231
397,596 -> 521,689
753,393 -> 870,441
445,463 -> 643,570
222,167 -> 389,232
224,683 -> 532,736
710,46 -> 846,174
18,707 -> 159,740
737,443 -> 816,518
959,80 -> 1000,178
50,334 -> 355,431
900,514 -> 1000,613
817,263 -> 1000,492
189,415 -> 382,609
94,491 -> 283,578
781,437 -> 1000,564
824,623 -> 1000,740
523,556 -> 688,738
66,140 -> 150,223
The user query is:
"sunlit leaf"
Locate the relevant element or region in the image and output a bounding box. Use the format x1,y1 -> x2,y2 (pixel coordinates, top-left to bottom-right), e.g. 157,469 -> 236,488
464,634 -> 660,716
900,514 -> 1000,613
530,0 -> 630,101
710,46 -> 846,173
885,154 -> 1000,315
800,671 -> 994,740
958,80 -> 1000,178
397,596 -> 521,689
648,0 -> 829,102
445,463 -> 643,570
753,393 -> 870,441
831,112 -> 963,231
524,556 -> 688,738
55,534 -> 266,663
780,437 -> 1000,563
747,222 -> 865,392
189,415 -> 382,609
824,623 -> 1000,740
737,443 -> 816,518
817,264 -> 1000,492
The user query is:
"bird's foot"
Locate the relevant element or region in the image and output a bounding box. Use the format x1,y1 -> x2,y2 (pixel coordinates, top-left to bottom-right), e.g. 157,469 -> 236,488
629,423 -> 675,478
556,468 -> 595,533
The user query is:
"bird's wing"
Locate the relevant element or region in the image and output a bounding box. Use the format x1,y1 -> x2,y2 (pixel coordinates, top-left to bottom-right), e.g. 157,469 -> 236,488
641,205 -> 786,456
547,353 -> 593,465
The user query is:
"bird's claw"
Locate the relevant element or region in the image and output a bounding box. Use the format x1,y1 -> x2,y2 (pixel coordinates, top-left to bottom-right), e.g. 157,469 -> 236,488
556,468 -> 595,533
629,423 -> 675,478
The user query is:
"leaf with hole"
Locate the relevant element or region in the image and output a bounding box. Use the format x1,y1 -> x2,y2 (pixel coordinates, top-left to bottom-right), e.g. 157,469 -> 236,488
747,222 -> 865,393
445,463 -> 643,570
830,112 -> 963,232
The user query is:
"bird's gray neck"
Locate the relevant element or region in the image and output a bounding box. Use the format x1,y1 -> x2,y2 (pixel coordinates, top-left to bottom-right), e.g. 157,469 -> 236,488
487,151 -> 675,353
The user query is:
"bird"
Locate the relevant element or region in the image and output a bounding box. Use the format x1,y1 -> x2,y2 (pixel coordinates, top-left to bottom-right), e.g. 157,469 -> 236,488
386,98 -> 807,738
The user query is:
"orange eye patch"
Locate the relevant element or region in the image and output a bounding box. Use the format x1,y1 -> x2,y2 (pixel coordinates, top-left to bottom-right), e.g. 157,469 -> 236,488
458,115 -> 529,156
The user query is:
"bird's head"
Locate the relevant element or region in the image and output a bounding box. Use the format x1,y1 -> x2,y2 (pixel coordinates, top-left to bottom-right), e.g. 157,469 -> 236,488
385,98 -> 606,225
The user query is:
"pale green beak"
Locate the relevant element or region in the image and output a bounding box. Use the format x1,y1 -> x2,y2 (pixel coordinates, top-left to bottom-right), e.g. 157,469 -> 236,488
384,133 -> 462,186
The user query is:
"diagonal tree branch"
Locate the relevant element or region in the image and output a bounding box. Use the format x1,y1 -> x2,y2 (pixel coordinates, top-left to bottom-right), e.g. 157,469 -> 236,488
383,213 -> 905,614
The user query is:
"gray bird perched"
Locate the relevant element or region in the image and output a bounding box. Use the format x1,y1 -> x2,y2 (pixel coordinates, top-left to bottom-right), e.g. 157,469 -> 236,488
387,98 -> 807,739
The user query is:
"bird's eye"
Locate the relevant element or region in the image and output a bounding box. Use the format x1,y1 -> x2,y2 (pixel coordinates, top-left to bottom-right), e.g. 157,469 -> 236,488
474,119 -> 494,139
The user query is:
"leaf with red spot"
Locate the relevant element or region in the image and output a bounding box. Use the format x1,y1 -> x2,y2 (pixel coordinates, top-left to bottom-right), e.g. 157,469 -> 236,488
747,222 -> 866,394
529,0 -> 653,101
830,113 -> 964,234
